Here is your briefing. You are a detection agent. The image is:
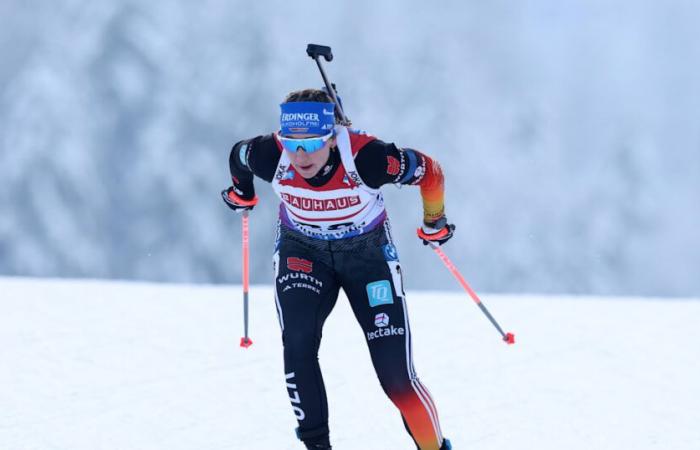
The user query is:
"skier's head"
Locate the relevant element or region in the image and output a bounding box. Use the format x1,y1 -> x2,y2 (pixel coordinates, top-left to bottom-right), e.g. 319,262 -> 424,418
284,88 -> 334,105
278,89 -> 337,179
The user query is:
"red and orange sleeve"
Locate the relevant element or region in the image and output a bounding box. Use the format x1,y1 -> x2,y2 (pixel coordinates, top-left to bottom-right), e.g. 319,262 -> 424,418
417,155 -> 445,224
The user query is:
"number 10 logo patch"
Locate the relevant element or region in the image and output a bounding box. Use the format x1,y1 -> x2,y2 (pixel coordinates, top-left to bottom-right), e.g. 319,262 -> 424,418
366,280 -> 393,307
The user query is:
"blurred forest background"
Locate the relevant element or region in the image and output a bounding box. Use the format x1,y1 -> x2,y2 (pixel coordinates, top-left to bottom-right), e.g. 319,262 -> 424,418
1,0 -> 698,296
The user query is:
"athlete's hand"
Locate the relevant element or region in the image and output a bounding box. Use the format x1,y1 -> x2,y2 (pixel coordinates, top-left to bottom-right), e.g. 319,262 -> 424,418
417,217 -> 455,246
221,186 -> 258,212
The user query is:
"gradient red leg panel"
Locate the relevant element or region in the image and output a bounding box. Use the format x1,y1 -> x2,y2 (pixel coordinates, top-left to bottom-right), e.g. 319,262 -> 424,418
387,380 -> 443,450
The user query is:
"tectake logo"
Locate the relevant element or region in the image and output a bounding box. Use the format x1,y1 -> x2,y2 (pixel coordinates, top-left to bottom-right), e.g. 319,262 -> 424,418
374,313 -> 389,328
367,280 -> 393,307
367,324 -> 405,341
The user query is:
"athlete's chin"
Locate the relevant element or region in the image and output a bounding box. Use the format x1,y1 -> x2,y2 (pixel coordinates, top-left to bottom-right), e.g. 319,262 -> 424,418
296,165 -> 319,178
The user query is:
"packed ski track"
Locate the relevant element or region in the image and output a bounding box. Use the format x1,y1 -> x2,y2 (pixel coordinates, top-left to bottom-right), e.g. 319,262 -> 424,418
1,277 -> 698,450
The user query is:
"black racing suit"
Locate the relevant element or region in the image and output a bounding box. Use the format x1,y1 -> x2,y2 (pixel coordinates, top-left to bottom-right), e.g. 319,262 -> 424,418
229,134 -> 447,450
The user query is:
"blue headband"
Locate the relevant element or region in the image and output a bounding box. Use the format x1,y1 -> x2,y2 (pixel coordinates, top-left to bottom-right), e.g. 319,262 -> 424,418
280,102 -> 335,136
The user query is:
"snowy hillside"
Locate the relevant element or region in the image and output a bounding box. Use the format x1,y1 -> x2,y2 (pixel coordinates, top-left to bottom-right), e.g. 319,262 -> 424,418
1,277 -> 698,449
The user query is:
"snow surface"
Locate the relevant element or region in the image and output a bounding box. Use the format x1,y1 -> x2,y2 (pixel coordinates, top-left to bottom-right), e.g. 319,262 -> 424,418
1,276 -> 699,449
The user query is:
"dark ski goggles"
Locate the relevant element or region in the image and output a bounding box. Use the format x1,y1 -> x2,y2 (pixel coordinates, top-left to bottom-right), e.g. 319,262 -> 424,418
277,131 -> 334,154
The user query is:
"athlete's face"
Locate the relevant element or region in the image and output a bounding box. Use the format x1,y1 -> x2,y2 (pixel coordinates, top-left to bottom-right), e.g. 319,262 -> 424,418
285,134 -> 335,179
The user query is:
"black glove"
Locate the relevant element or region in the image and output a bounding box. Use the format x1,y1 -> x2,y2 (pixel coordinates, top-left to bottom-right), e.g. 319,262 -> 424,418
221,186 -> 258,212
417,217 -> 455,246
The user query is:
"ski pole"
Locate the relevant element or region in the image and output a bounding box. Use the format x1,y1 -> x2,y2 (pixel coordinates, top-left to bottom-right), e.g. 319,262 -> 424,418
240,210 -> 253,348
428,243 -> 515,345
306,43 -> 351,126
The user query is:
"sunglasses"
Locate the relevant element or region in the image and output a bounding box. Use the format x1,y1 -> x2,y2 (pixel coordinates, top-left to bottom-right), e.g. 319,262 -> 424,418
277,131 -> 334,154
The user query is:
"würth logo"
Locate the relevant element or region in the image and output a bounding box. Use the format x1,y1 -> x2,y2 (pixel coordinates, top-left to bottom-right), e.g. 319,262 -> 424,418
287,257 -> 313,273
281,193 -> 360,211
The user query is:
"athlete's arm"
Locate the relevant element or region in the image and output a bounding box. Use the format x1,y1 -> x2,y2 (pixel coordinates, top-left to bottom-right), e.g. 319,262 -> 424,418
354,140 -> 445,225
228,134 -> 281,200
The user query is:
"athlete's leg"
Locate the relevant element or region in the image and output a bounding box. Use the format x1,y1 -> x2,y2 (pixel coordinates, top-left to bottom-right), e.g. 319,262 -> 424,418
274,232 -> 340,448
336,224 -> 446,450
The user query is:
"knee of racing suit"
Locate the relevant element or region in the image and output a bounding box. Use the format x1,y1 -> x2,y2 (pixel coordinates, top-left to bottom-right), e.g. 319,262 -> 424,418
282,329 -> 322,362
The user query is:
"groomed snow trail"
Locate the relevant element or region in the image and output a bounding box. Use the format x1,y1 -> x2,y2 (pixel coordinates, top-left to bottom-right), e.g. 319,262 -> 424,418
1,277 -> 698,449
